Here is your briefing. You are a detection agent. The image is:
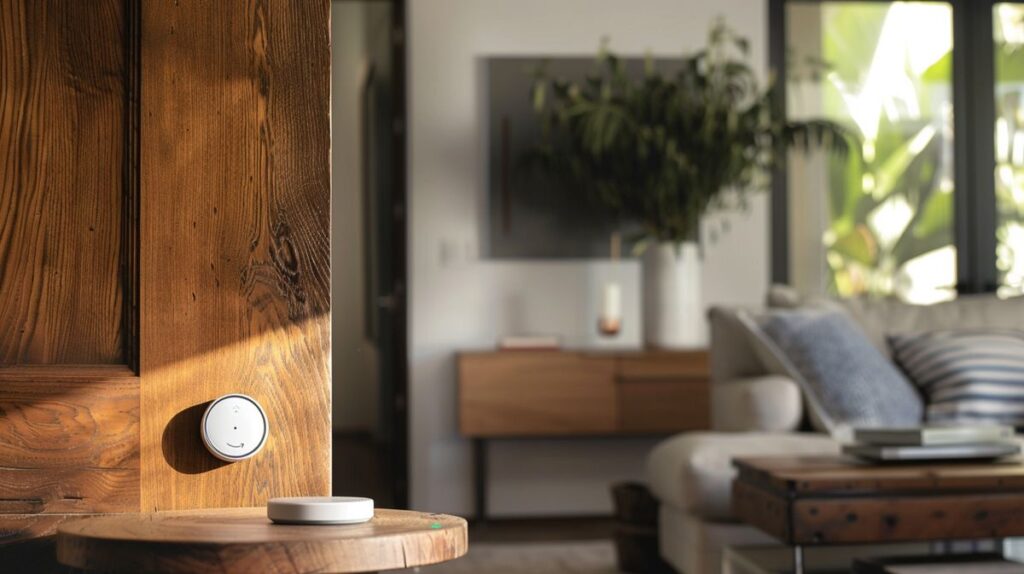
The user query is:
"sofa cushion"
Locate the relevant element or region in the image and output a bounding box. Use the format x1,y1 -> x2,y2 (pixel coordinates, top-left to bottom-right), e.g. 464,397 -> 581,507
646,432 -> 839,520
711,375 -> 803,432
739,308 -> 924,434
707,306 -> 772,382
768,284 -> 1024,357
890,329 -> 1024,427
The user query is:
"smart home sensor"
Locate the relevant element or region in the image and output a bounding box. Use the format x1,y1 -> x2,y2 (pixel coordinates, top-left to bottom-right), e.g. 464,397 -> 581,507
200,394 -> 268,462
267,497 -> 374,525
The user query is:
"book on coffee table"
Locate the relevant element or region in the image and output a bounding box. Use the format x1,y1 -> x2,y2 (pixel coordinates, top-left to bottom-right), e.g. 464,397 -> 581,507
854,553 -> 1022,574
842,442 -> 1020,462
853,425 -> 1015,446
497,335 -> 561,350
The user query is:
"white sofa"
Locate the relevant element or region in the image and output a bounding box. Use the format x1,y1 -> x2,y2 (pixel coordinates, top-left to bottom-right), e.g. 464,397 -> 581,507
646,287 -> 1024,574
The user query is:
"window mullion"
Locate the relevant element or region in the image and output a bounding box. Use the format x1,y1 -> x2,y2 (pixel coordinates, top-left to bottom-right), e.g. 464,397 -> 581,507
960,0 -> 999,293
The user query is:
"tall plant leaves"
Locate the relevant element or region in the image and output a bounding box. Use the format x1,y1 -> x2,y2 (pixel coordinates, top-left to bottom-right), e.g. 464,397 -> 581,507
527,19 -> 851,243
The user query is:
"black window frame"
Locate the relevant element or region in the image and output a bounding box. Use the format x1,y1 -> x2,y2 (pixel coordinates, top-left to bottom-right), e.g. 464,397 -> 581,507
769,0 -> 1001,295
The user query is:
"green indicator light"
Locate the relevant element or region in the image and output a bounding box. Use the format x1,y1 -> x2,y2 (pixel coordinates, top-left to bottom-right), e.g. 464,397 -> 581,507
430,522 -> 442,529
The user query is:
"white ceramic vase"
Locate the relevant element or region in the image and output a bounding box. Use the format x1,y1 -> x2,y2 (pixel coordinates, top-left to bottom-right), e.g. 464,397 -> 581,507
642,241 -> 706,349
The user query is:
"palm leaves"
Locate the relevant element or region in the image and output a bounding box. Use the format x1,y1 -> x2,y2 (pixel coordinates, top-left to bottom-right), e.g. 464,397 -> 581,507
527,20 -> 851,245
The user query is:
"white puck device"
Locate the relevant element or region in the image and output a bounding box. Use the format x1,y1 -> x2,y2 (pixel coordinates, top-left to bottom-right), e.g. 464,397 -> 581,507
268,497 -> 375,525
200,394 -> 268,462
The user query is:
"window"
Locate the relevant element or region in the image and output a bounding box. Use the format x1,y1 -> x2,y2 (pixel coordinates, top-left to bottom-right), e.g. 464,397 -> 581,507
996,3 -> 1024,294
772,1 -> 1007,301
784,2 -> 955,304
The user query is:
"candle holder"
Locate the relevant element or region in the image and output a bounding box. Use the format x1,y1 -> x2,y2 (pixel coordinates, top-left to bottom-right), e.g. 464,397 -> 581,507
585,232 -> 641,350
598,316 -> 622,337
598,232 -> 623,337
598,280 -> 622,337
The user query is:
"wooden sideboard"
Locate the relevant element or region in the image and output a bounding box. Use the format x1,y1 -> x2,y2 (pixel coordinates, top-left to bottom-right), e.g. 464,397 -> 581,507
457,349 -> 710,520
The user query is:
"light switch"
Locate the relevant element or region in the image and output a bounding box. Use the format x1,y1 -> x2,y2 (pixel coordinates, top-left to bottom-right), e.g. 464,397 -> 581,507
200,394 -> 268,462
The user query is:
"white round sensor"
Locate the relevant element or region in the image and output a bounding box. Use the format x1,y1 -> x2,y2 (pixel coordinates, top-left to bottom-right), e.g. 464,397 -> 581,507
201,394 -> 268,462
268,496 -> 374,525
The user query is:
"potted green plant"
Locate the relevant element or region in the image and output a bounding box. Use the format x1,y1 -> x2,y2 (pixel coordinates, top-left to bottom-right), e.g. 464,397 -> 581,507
528,20 -> 849,348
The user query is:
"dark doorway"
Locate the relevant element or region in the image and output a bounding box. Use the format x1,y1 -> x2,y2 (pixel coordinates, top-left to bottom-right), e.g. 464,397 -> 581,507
331,0 -> 408,509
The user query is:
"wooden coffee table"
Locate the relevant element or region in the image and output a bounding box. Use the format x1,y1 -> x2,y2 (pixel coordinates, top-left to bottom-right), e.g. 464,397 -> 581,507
732,456 -> 1024,574
56,507 -> 467,573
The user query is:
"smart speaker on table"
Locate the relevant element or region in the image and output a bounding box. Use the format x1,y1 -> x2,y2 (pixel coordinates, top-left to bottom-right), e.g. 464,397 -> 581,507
268,497 -> 375,525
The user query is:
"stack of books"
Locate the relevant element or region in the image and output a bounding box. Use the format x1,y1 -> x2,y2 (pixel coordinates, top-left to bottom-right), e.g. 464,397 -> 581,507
854,553 -> 1024,573
497,335 -> 561,351
842,425 -> 1020,462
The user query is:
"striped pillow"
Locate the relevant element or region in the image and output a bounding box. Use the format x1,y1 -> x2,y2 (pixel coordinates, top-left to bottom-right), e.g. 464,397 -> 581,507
889,330 -> 1024,427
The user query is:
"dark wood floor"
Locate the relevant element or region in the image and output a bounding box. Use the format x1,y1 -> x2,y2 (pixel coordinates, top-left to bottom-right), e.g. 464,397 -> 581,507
469,516 -> 616,543
332,432 -> 616,544
332,431 -> 395,508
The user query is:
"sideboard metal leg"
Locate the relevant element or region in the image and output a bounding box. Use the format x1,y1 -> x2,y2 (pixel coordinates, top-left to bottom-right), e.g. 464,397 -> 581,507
792,544 -> 804,574
474,438 -> 487,524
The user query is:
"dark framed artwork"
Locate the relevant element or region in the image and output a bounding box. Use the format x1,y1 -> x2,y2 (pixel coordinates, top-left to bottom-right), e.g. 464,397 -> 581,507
485,56 -> 682,259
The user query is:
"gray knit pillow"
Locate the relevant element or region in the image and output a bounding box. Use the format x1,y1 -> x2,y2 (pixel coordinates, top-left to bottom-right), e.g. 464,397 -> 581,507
742,308 -> 924,433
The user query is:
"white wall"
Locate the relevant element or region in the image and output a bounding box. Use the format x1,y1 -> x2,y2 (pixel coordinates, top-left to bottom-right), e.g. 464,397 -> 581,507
331,2 -> 381,432
409,0 -> 770,516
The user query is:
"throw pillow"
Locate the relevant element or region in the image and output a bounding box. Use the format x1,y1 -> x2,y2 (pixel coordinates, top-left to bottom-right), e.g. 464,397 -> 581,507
738,308 -> 924,434
889,329 -> 1024,427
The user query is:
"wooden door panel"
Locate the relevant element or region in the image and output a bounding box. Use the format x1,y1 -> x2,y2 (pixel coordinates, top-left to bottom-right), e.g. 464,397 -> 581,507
0,515 -> 70,545
0,2 -> 333,567
0,0 -> 126,365
0,367 -> 139,469
0,2 -> 139,566
139,0 -> 331,510
0,367 -> 139,516
0,468 -> 138,515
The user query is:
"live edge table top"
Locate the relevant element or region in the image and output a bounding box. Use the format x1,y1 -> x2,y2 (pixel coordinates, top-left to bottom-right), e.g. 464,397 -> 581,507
56,507 -> 468,574
732,455 -> 1024,546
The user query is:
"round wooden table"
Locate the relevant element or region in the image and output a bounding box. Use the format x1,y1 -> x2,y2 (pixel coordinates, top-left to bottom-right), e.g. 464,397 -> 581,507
56,507 -> 468,573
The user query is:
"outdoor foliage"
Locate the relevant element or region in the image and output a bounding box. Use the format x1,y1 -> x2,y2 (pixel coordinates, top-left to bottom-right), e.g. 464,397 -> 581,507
789,2 -> 956,301
995,3 -> 1024,293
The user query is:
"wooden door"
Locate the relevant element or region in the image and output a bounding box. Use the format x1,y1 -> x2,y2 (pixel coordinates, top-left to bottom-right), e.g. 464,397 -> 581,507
0,0 -> 138,562
0,0 -> 331,565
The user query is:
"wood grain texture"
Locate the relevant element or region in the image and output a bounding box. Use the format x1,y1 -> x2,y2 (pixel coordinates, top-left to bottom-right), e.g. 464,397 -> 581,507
458,350 -> 711,437
731,480 -> 791,542
1,513 -> 71,544
459,352 -> 618,437
734,456 -> 1024,494
618,379 -> 709,433
791,494 -> 1024,544
56,507 -> 467,573
139,0 -> 331,510
0,366 -> 139,470
732,456 -> 1024,546
614,350 -> 709,379
0,469 -> 137,515
0,0 -> 126,364
0,366 -> 139,516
